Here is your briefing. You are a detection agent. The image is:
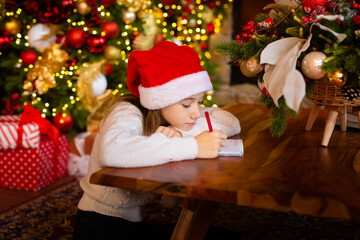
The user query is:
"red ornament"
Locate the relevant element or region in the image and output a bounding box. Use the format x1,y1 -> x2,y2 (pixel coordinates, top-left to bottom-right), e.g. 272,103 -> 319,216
100,0 -> 116,7
354,15 -> 360,24
102,21 -> 120,39
161,0 -> 178,6
53,112 -> 74,132
86,35 -> 106,53
201,43 -> 207,51
302,0 -> 329,10
207,23 -> 215,34
20,50 -> 38,65
56,35 -> 68,48
66,28 -> 86,48
0,29 -> 12,51
103,64 -> 114,75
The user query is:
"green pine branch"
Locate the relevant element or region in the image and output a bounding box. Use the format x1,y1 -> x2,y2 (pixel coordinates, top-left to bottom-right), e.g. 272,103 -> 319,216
213,40 -> 243,63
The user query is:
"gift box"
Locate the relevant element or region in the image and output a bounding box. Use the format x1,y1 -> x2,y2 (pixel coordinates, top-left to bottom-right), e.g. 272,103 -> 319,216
0,115 -> 41,150
0,134 -> 69,191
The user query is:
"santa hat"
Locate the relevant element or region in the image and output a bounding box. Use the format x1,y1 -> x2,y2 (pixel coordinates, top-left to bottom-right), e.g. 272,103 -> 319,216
127,41 -> 212,110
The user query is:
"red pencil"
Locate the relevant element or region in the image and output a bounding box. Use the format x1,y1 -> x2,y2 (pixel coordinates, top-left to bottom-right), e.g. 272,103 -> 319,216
204,111 -> 213,132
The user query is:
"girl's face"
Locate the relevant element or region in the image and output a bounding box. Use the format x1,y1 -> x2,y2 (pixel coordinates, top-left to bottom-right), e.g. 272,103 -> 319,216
160,92 -> 205,131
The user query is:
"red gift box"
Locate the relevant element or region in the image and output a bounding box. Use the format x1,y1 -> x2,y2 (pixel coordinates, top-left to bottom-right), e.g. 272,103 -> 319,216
0,134 -> 69,191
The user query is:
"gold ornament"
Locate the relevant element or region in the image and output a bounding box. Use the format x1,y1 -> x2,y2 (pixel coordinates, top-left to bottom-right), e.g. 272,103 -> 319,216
327,69 -> 347,87
4,17 -> 22,35
202,6 -> 214,24
23,80 -> 33,92
104,45 -> 121,60
25,44 -> 69,94
117,0 -> 146,12
76,0 -> 92,15
301,51 -> 326,80
240,57 -> 264,78
132,13 -> 158,50
151,7 -> 164,22
86,89 -> 116,132
77,60 -> 106,110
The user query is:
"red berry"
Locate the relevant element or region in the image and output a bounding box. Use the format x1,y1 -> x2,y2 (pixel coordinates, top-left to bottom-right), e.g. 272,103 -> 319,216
264,18 -> 274,25
304,6 -> 312,13
247,21 -> 255,26
243,25 -> 251,31
302,17 -> 309,24
12,93 -> 19,100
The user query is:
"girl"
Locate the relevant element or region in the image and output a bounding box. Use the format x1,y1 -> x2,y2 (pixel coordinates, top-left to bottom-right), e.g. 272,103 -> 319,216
73,41 -> 240,239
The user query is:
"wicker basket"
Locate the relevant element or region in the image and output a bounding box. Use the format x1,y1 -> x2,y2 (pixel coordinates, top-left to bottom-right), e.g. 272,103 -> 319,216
308,78 -> 360,107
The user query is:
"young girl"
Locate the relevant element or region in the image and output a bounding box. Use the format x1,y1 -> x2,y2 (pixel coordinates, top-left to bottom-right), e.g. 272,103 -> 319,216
73,41 -> 240,239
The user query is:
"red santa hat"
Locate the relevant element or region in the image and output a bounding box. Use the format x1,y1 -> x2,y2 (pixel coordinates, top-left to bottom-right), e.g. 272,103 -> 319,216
127,41 -> 212,110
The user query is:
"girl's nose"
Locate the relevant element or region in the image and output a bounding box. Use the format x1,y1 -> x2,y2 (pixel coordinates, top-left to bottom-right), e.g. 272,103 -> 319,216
190,105 -> 201,119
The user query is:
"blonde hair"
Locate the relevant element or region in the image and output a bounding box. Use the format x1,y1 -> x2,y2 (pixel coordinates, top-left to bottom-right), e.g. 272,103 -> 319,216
101,93 -> 166,136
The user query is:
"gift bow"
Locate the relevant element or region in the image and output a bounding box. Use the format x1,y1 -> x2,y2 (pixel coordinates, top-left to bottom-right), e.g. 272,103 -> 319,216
260,35 -> 312,111
20,105 -> 60,144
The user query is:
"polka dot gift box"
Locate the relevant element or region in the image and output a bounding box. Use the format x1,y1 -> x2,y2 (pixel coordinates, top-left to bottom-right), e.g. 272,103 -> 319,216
0,135 -> 69,191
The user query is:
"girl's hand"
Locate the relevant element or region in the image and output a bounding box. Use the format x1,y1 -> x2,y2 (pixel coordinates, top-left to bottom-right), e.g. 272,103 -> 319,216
156,126 -> 182,138
195,130 -> 227,158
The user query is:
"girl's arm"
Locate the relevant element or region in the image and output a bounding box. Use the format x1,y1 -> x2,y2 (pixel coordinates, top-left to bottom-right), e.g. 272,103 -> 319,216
97,102 -> 198,168
201,107 -> 241,137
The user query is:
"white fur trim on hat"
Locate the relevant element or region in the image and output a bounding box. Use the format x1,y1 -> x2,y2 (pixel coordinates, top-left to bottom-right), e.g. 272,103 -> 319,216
138,71 -> 212,110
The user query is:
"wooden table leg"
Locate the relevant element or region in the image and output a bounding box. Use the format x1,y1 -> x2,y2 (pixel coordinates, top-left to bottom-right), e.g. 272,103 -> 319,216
305,103 -> 321,131
321,110 -> 338,147
339,106 -> 347,132
170,199 -> 220,240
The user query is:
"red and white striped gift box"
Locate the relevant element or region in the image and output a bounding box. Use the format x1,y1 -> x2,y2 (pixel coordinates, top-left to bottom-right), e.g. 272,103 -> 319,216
0,115 -> 41,150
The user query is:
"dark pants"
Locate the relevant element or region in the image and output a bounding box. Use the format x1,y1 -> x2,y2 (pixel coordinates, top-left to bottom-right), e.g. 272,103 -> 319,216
73,210 -> 174,240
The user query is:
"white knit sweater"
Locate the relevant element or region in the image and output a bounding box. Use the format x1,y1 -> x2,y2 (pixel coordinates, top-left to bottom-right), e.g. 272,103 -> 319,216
78,102 -> 240,222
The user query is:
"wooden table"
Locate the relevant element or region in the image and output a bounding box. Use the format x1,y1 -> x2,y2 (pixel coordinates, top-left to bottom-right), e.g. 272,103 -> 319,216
90,103 -> 360,239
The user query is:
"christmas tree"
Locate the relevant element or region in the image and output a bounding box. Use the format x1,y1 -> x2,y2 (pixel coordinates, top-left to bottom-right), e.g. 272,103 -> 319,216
215,0 -> 360,136
0,0 -> 231,133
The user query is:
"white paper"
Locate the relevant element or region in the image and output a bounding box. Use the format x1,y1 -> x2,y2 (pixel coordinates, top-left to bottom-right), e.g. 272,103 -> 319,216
219,139 -> 244,156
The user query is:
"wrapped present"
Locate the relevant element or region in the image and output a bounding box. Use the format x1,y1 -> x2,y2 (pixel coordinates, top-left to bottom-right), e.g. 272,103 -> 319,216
0,115 -> 41,149
68,132 -> 96,178
0,105 -> 60,150
0,134 -> 69,191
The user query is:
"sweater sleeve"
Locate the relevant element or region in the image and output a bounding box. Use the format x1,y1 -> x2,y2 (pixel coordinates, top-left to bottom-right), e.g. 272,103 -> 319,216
97,102 -> 198,168
206,107 -> 241,137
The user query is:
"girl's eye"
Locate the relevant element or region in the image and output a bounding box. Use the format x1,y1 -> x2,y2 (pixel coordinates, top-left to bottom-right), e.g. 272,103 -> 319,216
182,104 -> 190,108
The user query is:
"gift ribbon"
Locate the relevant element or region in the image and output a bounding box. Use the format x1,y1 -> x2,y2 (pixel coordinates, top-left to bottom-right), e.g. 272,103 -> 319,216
20,105 -> 60,145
